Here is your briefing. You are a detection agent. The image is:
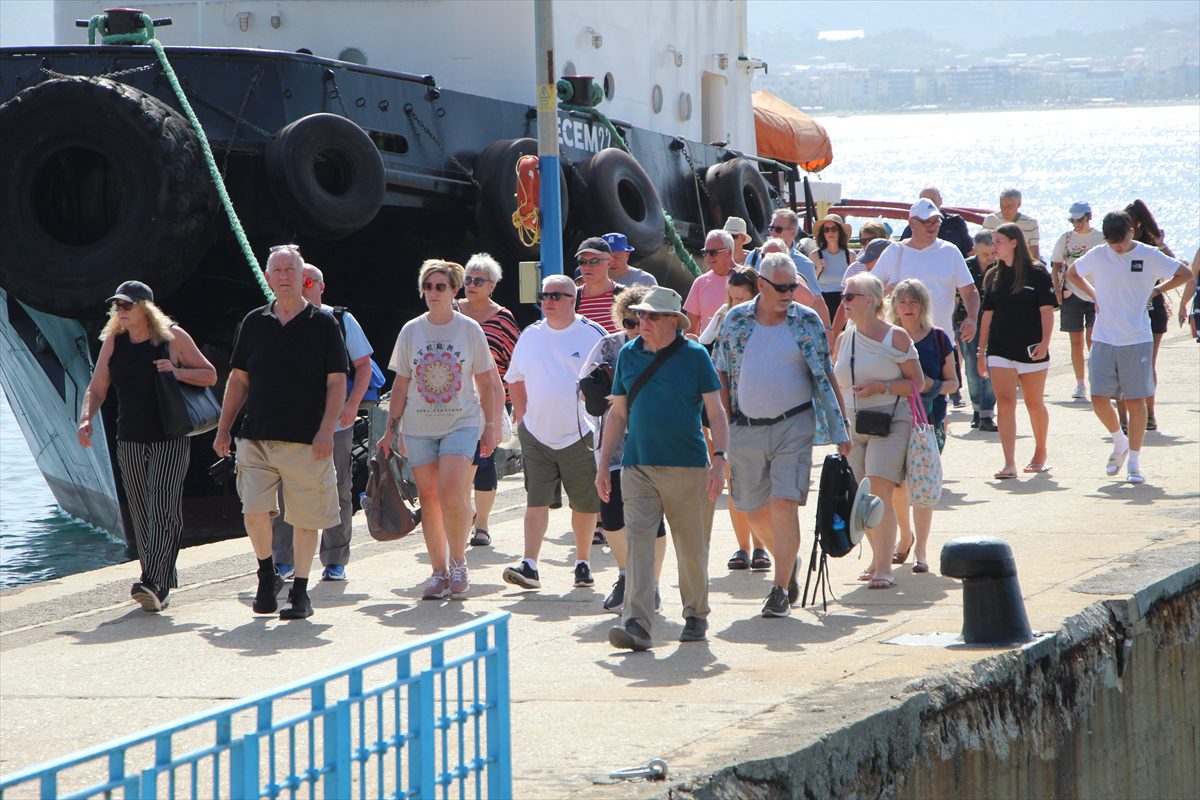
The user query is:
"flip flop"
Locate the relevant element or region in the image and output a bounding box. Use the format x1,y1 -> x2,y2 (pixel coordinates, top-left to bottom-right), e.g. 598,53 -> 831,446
857,569 -> 874,582
868,575 -> 897,590
1023,463 -> 1052,474
912,562 -> 929,573
994,469 -> 1018,480
750,548 -> 772,571
727,550 -> 750,570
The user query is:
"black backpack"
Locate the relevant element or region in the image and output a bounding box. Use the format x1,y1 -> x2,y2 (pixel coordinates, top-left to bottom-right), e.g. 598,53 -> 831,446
802,454 -> 858,610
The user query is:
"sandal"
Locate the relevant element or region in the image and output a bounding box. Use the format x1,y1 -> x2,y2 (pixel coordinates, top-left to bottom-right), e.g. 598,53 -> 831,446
994,469 -> 1018,480
892,544 -> 912,565
750,548 -> 772,571
868,575 -> 897,590
469,528 -> 491,547
1146,416 -> 1157,431
857,569 -> 874,582
1023,463 -> 1051,474
727,549 -> 750,570
912,561 -> 929,574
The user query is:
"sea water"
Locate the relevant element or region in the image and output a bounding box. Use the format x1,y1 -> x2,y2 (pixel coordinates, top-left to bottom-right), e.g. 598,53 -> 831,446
1,104 -> 1197,588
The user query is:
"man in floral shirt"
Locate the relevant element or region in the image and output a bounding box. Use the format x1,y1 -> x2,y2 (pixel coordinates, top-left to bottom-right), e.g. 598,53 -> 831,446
714,252 -> 851,618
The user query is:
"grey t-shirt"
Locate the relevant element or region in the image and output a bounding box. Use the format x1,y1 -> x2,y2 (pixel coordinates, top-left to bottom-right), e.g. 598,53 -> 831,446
611,265 -> 658,287
736,320 -> 812,418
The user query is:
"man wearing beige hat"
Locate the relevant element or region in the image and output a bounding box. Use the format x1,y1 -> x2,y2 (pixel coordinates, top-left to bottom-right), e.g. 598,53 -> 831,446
597,286 -> 728,651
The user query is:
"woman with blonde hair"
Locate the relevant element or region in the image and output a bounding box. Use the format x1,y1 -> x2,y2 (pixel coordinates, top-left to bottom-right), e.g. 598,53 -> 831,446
77,281 -> 217,611
379,260 -> 503,600
832,273 -> 925,589
887,278 -> 957,572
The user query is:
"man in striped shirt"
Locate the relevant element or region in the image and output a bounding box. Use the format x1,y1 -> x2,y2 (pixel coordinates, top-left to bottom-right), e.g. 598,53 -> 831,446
574,237 -> 625,333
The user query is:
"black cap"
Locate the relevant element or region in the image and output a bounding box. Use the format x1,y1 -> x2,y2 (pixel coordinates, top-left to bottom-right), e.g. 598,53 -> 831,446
105,280 -> 154,304
575,236 -> 612,256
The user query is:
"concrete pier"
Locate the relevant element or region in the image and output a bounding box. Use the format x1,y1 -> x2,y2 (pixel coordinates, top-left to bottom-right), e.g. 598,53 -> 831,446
2,323 -> 1197,798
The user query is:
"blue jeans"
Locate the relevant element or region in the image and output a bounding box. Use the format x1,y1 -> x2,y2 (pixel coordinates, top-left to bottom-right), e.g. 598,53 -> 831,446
957,327 -> 994,417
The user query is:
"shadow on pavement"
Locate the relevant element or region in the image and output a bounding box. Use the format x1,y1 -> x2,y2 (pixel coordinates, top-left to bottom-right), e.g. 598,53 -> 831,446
715,609 -> 887,652
597,640 -> 730,687
59,609 -> 208,645
196,618 -> 335,656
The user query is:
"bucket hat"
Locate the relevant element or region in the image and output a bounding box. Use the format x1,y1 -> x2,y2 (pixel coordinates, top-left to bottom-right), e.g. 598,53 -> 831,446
627,286 -> 690,331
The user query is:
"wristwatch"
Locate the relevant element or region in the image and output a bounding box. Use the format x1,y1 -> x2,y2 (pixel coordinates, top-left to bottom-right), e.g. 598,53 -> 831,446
713,451 -> 727,459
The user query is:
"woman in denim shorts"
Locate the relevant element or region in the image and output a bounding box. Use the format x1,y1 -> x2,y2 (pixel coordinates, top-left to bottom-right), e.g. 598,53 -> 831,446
379,260 -> 503,600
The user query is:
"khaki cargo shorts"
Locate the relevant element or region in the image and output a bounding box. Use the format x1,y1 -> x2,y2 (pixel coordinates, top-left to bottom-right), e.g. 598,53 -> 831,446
236,438 -> 340,530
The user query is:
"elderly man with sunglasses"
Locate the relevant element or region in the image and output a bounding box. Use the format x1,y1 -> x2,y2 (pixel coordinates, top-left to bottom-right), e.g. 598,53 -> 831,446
214,245 -> 347,620
502,274 -> 607,591
597,286 -> 728,651
714,252 -> 851,618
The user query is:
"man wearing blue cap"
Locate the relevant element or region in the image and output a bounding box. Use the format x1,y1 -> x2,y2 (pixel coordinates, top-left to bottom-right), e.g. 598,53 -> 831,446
1050,202 -> 1105,400
602,233 -> 658,288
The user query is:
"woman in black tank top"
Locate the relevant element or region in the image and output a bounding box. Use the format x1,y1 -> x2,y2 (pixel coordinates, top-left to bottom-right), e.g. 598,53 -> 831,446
77,281 -> 216,612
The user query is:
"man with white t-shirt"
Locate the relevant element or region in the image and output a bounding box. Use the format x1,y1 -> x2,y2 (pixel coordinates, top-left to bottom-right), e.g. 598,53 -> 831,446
1050,201 -> 1106,400
502,274 -> 607,590
876,198 -> 981,344
1067,211 -> 1190,484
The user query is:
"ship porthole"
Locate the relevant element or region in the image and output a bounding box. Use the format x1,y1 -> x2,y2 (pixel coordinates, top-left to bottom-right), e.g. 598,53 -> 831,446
603,72 -> 616,101
679,92 -> 692,121
651,84 -> 663,113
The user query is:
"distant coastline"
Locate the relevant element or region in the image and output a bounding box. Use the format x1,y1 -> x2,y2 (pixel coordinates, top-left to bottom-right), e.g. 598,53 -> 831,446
799,98 -> 1200,118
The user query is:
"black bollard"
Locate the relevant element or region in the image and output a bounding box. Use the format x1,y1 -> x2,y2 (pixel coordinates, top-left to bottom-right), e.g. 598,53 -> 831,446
940,537 -> 1033,645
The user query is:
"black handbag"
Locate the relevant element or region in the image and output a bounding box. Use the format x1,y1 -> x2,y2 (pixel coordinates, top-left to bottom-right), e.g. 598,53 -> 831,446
578,362 -> 614,416
850,332 -> 899,437
156,342 -> 221,439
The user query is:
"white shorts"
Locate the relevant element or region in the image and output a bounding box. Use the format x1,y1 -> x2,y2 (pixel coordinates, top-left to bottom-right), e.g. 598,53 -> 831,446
987,356 -> 1050,375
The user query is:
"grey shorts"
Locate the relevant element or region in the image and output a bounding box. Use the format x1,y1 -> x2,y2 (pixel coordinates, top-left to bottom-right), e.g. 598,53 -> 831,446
728,410 -> 814,512
1089,341 -> 1154,400
517,422 -> 600,512
1059,293 -> 1095,333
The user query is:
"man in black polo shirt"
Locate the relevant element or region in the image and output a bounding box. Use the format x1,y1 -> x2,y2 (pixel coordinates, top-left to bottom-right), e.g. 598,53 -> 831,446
214,246 -> 347,620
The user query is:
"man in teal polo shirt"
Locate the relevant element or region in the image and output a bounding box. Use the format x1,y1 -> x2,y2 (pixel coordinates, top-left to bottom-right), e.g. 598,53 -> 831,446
596,287 -> 729,651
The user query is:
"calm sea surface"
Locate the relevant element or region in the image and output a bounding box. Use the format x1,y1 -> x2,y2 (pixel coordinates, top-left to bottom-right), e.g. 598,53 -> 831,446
1,104 -> 1197,588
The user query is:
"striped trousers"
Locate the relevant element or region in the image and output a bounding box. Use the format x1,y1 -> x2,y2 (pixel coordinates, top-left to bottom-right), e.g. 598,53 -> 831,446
116,438 -> 190,590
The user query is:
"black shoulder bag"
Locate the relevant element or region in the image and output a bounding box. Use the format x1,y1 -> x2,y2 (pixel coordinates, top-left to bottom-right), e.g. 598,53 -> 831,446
155,337 -> 222,439
849,332 -> 899,437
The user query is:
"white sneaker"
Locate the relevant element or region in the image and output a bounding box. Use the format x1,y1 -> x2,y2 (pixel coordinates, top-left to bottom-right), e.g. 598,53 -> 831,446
1070,384 -> 1087,401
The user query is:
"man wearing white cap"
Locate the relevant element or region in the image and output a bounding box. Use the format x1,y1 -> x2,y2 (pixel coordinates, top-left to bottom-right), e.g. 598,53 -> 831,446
876,198 -> 981,344
596,286 -> 727,651
602,232 -> 657,288
1050,202 -> 1105,400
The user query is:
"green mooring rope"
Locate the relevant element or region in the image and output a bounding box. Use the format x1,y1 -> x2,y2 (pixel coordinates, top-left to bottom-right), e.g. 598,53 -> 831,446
560,102 -> 702,278
88,13 -> 273,301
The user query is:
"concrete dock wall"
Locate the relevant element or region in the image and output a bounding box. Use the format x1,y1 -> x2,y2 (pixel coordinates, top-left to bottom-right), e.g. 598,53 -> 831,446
674,569 -> 1199,800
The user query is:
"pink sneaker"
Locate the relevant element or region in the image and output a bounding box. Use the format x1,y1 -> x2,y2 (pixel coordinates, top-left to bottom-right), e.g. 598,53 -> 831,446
422,570 -> 449,600
448,560 -> 470,599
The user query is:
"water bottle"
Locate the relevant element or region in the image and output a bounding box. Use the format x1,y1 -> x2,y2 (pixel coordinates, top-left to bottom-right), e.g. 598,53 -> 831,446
832,513 -> 846,532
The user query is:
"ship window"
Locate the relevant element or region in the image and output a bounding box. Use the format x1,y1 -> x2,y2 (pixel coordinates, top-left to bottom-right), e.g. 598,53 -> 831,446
679,91 -> 692,121
370,132 -> 409,155
603,72 -> 616,101
652,84 -> 663,113
338,47 -> 368,65
562,61 -> 577,77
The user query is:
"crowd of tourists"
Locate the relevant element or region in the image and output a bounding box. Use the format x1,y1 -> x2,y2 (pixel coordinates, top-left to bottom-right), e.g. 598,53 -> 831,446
79,191 -> 1197,650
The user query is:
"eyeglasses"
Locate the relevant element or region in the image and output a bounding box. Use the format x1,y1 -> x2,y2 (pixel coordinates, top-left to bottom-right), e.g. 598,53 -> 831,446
302,277 -> 321,289
635,310 -> 664,321
769,225 -> 791,234
918,217 -> 941,227
112,300 -> 134,311
621,318 -> 639,331
422,282 -> 450,292
464,276 -> 492,287
759,275 -> 799,293
841,292 -> 859,302
577,257 -> 606,267
536,291 -> 571,302
270,243 -> 301,253
821,226 -> 840,234
702,247 -> 727,257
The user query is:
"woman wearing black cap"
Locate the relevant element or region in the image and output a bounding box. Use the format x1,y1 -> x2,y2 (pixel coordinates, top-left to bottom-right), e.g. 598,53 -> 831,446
77,281 -> 216,611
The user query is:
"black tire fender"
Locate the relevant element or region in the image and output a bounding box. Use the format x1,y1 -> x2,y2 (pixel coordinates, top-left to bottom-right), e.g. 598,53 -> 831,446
578,148 -> 666,254
705,158 -> 774,246
0,77 -> 216,315
265,113 -> 385,240
472,137 -> 568,262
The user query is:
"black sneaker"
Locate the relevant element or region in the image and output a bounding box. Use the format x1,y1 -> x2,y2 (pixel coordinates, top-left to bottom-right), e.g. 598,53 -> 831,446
279,587 -> 313,620
603,575 -> 625,612
762,585 -> 790,618
971,411 -> 980,429
679,616 -> 708,642
502,561 -> 541,590
608,620 -> 652,651
787,557 -> 800,604
253,572 -> 285,614
574,563 -> 595,588
131,582 -> 161,613
978,417 -> 998,432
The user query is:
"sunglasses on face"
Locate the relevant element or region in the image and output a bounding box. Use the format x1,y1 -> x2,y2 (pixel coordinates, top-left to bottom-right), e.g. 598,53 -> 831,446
536,291 -> 571,302
577,257 -> 606,267
759,275 -> 799,293
621,318 -> 639,331
422,282 -> 450,293
635,310 -> 664,321
728,271 -> 756,287
821,226 -> 840,234
463,276 -> 492,287
112,300 -> 134,311
769,225 -> 791,234
841,292 -> 859,302
702,247 -> 727,257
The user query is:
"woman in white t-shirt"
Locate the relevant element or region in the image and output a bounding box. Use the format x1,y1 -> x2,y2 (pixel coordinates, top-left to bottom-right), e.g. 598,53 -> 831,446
379,260 -> 502,601
814,214 -> 856,320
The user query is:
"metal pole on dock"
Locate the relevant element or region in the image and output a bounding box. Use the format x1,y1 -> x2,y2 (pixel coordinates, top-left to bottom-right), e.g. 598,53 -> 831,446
533,0 -> 563,276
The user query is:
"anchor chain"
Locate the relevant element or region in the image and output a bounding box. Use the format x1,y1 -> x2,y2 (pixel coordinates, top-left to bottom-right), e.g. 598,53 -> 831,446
403,103 -> 480,188
220,65 -> 264,177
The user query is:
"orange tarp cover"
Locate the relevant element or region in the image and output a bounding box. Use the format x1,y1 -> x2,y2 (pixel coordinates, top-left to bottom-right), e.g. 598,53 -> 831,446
752,90 -> 832,173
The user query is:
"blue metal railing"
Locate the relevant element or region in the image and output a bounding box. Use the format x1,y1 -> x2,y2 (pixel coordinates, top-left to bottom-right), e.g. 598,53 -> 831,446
0,612 -> 511,800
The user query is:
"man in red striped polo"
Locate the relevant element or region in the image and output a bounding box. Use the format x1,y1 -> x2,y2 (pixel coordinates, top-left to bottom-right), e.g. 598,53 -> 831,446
574,237 -> 625,333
